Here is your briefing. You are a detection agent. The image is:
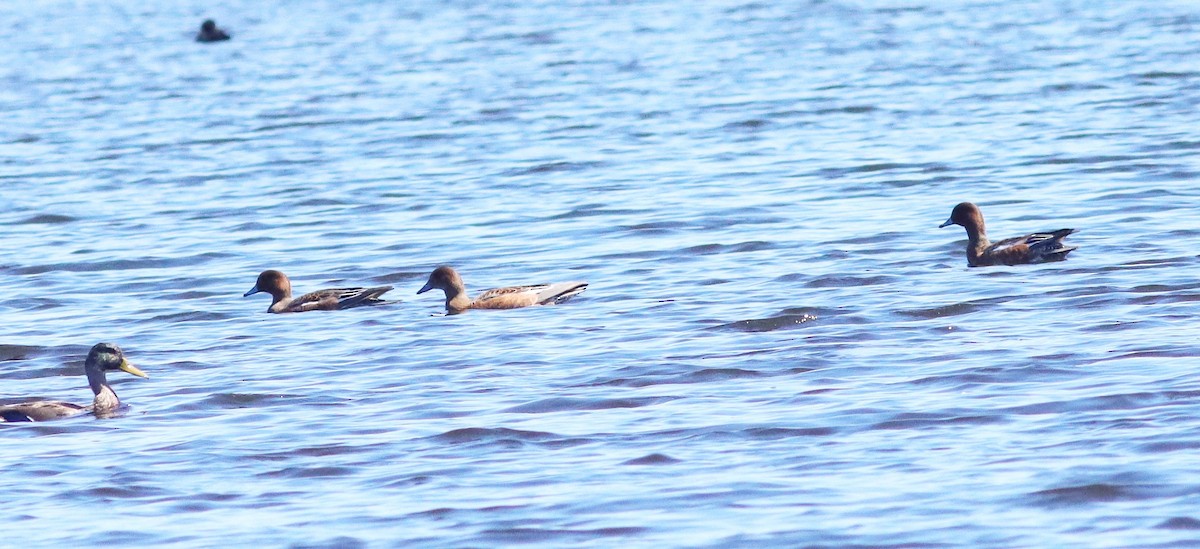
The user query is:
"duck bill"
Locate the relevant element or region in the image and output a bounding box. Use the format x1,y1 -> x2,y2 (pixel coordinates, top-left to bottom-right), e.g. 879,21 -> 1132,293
417,281 -> 433,295
118,359 -> 149,379
939,217 -> 954,228
243,284 -> 261,297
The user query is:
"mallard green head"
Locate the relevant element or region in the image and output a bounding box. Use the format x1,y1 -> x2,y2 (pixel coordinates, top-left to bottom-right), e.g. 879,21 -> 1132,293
87,343 -> 148,379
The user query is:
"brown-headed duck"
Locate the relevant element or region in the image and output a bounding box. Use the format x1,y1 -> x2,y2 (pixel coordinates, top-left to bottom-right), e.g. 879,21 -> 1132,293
940,202 -> 1077,267
0,343 -> 148,422
417,265 -> 587,315
196,19 -> 231,42
243,269 -> 393,313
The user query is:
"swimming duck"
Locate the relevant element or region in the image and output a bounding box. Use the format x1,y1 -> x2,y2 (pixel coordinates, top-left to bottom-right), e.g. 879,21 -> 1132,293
196,19 -> 231,42
940,202 -> 1077,267
417,266 -> 588,315
0,343 -> 148,422
243,269 -> 394,313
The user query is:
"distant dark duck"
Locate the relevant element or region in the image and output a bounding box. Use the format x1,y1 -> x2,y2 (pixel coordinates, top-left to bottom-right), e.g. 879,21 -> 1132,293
417,266 -> 587,315
940,202 -> 1077,267
0,343 -> 148,422
196,19 -> 231,42
243,269 -> 393,313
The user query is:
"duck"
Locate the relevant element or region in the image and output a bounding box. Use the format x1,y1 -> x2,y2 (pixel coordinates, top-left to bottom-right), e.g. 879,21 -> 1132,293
196,19 -> 231,42
940,202 -> 1077,267
417,266 -> 587,315
0,343 -> 148,422
243,269 -> 394,313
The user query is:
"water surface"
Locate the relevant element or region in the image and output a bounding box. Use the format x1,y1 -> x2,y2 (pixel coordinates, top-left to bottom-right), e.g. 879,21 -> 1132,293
3,0 -> 1200,546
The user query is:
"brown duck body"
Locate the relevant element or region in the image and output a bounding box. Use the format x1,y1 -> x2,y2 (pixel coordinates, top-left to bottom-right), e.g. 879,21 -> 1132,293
940,202 -> 1077,267
417,266 -> 588,315
0,400 -> 88,422
0,343 -> 148,423
244,270 -> 393,313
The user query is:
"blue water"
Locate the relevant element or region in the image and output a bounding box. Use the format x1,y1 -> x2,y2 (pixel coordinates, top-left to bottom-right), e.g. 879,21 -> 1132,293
4,0 -> 1200,546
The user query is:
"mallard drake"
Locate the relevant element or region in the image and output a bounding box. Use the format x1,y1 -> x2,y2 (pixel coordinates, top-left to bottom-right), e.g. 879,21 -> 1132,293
196,19 -> 231,42
0,343 -> 148,422
417,265 -> 587,315
940,202 -> 1077,267
243,269 -> 394,313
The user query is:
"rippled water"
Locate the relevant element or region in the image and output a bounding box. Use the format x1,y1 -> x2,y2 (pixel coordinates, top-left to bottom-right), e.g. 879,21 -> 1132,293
4,0 -> 1200,546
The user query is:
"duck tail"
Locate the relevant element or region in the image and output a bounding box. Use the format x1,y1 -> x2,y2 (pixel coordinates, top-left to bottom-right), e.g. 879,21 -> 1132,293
1046,244 -> 1078,258
1031,229 -> 1077,261
339,286 -> 395,308
538,282 -> 588,305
